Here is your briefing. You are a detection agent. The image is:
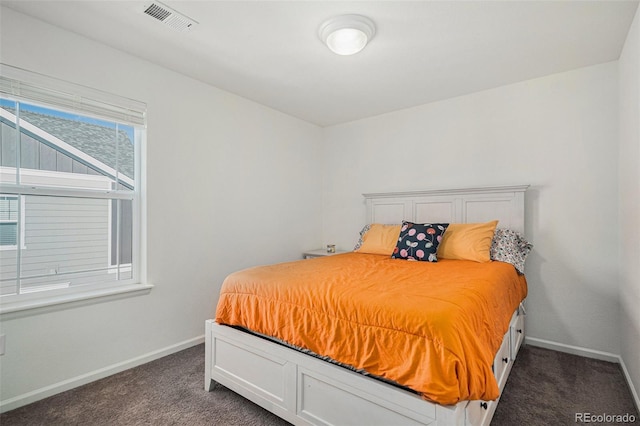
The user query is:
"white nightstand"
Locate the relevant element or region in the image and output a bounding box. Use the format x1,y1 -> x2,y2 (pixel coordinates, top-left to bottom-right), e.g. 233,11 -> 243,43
303,249 -> 348,259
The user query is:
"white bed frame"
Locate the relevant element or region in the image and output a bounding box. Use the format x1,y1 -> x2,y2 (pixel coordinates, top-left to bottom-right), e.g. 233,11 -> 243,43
205,185 -> 529,426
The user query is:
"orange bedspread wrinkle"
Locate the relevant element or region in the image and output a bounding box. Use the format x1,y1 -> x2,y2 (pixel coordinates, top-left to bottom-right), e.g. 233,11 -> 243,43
215,252 -> 527,405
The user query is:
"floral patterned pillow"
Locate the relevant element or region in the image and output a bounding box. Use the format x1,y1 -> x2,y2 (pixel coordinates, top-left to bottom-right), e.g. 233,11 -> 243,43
490,228 -> 532,274
391,221 -> 449,262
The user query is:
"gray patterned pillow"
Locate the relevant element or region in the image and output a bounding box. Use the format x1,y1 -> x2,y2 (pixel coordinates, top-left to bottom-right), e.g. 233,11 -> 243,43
353,224 -> 371,251
490,228 -> 532,274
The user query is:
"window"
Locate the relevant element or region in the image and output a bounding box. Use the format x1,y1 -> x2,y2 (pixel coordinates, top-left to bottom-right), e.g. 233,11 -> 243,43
0,196 -> 18,247
0,64 -> 148,311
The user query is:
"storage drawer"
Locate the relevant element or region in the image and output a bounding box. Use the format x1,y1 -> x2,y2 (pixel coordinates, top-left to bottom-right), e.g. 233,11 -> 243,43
466,398 -> 497,426
492,332 -> 511,390
510,313 -> 525,360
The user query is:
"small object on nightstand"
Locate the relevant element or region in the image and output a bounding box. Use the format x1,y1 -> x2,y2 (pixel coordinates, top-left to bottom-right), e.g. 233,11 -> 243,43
303,249 -> 347,259
326,244 -> 336,253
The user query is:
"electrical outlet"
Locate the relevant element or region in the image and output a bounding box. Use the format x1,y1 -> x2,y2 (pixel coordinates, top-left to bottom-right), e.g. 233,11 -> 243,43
0,334 -> 5,355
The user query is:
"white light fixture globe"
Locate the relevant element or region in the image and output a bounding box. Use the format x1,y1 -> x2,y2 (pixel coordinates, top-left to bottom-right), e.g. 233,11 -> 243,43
319,14 -> 376,56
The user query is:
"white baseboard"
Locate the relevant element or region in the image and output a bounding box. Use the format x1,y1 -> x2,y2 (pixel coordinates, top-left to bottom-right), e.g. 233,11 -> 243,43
525,336 -> 639,411
619,355 -> 640,413
525,336 -> 619,363
0,335 -> 204,414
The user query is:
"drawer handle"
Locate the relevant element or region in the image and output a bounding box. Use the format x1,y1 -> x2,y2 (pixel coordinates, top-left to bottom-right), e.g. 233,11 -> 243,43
517,329 -> 523,334
480,402 -> 488,410
502,357 -> 509,364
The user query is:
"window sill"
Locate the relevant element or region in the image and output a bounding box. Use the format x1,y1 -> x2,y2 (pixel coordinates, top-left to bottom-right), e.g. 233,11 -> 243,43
0,283 -> 154,318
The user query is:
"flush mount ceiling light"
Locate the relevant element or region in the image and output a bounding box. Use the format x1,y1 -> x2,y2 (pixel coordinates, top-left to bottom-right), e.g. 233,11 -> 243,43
319,14 -> 376,56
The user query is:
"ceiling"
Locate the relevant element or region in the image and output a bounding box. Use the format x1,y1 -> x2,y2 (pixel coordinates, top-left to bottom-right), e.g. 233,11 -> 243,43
2,1 -> 638,127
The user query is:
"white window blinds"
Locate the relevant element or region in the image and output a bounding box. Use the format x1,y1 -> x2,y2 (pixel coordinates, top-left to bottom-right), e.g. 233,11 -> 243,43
0,63 -> 146,127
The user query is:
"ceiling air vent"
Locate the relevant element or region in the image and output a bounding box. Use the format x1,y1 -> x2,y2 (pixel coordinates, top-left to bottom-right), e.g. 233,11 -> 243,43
142,2 -> 198,32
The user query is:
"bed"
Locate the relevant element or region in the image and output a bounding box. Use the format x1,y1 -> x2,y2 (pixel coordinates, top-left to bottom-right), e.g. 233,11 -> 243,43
205,185 -> 530,426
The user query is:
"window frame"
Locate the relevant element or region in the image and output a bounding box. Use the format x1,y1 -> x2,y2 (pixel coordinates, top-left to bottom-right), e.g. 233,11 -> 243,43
0,64 -> 150,315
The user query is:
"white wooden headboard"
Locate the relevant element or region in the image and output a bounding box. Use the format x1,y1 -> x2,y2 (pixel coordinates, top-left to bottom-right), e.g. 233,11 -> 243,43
363,185 -> 529,234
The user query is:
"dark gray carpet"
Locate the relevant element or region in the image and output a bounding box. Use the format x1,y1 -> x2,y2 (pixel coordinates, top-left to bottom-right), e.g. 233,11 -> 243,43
492,345 -> 638,425
1,344 -> 638,425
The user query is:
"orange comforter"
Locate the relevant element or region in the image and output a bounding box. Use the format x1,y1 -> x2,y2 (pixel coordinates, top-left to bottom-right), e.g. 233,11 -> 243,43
215,252 -> 527,405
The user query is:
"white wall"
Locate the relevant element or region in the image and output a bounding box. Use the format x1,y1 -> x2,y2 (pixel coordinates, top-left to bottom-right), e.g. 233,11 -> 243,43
322,62 -> 621,355
619,6 -> 640,407
0,7 -> 323,407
